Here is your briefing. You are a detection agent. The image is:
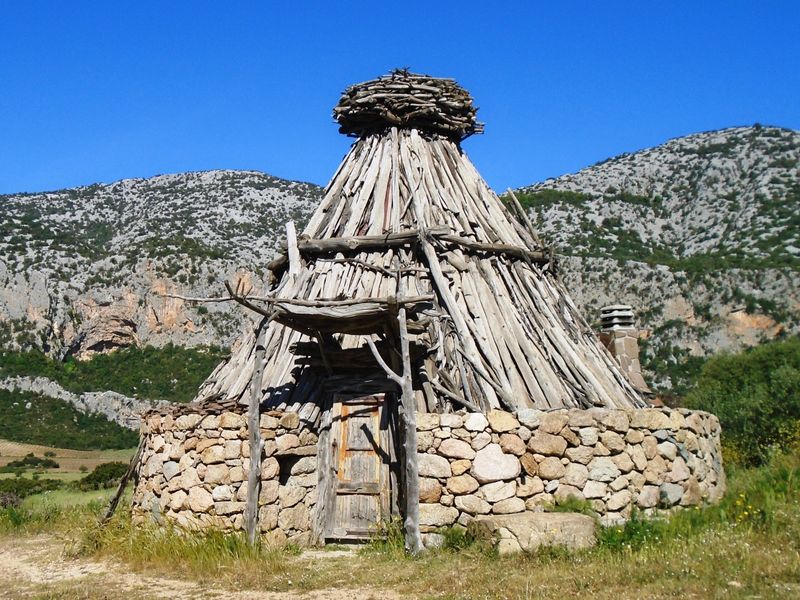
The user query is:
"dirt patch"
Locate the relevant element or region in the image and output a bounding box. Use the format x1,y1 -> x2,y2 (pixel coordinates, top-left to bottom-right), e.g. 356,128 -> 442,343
0,535 -> 403,600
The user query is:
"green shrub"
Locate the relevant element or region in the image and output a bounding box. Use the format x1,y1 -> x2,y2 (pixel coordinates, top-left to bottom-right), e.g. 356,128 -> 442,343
0,389 -> 138,450
0,477 -> 62,499
0,343 -> 227,403
600,448 -> 800,552
684,337 -> 800,465
546,495 -> 597,516
78,462 -> 129,491
0,453 -> 59,472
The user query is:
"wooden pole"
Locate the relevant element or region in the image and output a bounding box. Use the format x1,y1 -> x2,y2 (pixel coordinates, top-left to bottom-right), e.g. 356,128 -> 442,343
364,268 -> 422,554
395,271 -> 422,554
506,188 -> 544,249
245,317 -> 269,546
286,221 -> 301,277
102,436 -> 144,523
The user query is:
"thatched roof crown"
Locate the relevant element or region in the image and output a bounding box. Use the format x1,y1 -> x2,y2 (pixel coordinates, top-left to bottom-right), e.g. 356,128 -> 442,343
333,69 -> 484,141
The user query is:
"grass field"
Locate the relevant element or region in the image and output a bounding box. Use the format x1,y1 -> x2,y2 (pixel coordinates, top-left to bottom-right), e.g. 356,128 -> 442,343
0,451 -> 797,599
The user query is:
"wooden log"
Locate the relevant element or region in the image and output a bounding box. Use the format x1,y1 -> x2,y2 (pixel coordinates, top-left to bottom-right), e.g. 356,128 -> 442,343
245,319 -> 268,546
102,436 -> 144,523
286,221 -> 301,277
395,279 -> 423,554
268,227 -> 451,273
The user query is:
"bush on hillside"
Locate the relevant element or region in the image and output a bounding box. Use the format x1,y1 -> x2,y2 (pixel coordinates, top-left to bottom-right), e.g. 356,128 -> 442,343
684,336 -> 800,466
0,477 -> 62,499
0,343 -> 227,403
78,462 -> 128,491
0,453 -> 60,472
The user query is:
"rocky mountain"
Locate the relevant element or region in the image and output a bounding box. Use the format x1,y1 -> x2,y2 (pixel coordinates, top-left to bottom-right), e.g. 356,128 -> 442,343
516,125 -> 799,389
0,170 -> 322,358
1,125 -> 798,396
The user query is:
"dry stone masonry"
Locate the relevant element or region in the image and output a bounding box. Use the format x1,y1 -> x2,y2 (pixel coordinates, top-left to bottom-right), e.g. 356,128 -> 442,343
133,405 -> 319,547
132,404 -> 725,546
415,407 -> 724,530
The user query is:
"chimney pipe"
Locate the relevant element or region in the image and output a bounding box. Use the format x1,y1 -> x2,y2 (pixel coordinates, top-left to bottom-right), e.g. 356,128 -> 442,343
599,305 -> 651,394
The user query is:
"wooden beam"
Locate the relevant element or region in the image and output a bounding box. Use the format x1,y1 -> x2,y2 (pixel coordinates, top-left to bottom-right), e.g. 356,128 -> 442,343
395,280 -> 423,554
268,227 -> 448,273
437,233 -> 548,264
245,318 -> 269,545
267,226 -> 548,276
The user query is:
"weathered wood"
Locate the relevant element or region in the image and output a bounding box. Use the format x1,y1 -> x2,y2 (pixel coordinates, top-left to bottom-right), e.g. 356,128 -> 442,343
102,436 -> 144,523
327,395 -> 388,540
245,319 -> 268,545
395,271 -> 422,554
506,188 -> 544,249
192,72 -> 646,451
268,227 -> 449,273
286,221 -> 301,277
437,233 -> 548,264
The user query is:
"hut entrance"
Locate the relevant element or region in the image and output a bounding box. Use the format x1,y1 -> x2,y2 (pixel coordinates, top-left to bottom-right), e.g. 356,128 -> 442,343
326,392 -> 395,541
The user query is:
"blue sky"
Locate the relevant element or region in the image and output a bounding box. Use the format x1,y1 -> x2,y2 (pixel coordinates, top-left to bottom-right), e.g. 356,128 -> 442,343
0,1 -> 798,194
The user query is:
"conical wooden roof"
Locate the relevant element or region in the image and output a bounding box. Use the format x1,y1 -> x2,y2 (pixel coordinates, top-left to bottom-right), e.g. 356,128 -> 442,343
195,71 -> 645,423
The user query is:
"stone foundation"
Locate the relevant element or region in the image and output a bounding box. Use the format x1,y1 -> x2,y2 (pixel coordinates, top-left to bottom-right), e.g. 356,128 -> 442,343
416,407 -> 724,527
132,408 -> 319,547
132,405 -> 725,545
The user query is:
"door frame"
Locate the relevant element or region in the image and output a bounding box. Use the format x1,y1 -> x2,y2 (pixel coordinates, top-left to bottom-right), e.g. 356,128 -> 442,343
316,390 -> 398,542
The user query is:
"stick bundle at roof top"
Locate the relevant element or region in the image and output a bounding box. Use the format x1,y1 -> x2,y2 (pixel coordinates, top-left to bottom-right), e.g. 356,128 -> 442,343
193,69 -> 646,422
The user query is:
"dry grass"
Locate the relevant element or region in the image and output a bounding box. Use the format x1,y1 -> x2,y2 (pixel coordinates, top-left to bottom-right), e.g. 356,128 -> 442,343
0,439 -> 136,482
2,452 -> 799,599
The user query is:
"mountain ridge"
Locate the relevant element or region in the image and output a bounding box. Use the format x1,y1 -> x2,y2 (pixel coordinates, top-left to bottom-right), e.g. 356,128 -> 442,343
1,125 -> 798,392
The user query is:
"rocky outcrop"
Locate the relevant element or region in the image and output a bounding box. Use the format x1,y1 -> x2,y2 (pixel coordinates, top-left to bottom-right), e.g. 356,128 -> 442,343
0,376 -> 166,429
519,125 -> 800,388
2,127 -> 797,389
0,170 -> 322,358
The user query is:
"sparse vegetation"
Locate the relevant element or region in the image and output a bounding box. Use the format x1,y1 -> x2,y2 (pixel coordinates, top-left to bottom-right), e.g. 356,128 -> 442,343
0,448 -> 797,598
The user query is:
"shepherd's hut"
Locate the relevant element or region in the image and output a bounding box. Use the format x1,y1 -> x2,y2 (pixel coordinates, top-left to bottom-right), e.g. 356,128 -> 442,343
131,71 -> 725,552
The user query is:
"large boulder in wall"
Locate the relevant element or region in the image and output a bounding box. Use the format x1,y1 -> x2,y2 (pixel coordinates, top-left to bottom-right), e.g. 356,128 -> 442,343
468,512 -> 596,554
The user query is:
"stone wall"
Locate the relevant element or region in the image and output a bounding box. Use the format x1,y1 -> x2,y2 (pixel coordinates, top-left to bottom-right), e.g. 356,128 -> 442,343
132,409 -> 319,546
416,407 -> 725,528
132,405 -> 725,545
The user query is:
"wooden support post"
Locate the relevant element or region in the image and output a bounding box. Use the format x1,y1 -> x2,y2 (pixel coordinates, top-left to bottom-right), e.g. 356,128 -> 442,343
364,265 -> 422,554
245,318 -> 269,546
396,282 -> 422,554
102,436 -> 144,523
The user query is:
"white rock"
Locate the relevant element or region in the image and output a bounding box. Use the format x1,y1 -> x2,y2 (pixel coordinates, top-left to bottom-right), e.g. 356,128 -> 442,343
464,413 -> 489,432
480,480 -> 516,502
471,443 -> 520,483
417,453 -> 452,478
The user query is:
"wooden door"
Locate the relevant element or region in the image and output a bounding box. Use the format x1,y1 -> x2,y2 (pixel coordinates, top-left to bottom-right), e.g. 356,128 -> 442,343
326,394 -> 392,540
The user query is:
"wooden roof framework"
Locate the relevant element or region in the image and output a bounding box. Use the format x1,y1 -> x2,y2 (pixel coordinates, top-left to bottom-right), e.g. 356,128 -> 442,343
177,71 -> 646,551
